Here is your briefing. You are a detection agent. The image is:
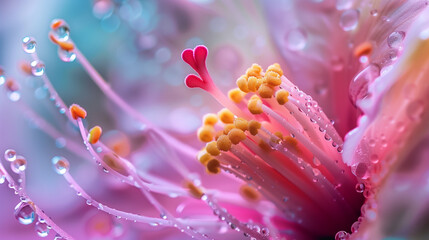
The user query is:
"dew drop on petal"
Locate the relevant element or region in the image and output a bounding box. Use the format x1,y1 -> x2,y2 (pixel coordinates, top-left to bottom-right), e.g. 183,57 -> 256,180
335,230 -> 349,240
354,162 -> 369,179
336,0 -> 353,10
14,201 -> 35,225
406,100 -> 424,121
355,183 -> 365,193
349,64 -> 380,104
22,37 -> 36,53
30,61 -> 45,77
35,221 -> 49,237
339,9 -> 359,31
370,154 -> 379,164
370,9 -> 378,16
285,28 -> 307,51
11,156 -> 27,173
387,31 -> 405,49
58,48 -> 76,62
4,149 -> 17,162
51,156 -> 70,175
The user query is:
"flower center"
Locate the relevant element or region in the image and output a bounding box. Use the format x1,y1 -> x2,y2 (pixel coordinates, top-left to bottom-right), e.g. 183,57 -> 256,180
183,45 -> 364,237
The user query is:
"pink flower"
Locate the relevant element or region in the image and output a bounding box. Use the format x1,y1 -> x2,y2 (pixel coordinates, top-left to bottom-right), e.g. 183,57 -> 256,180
1,0 -> 429,239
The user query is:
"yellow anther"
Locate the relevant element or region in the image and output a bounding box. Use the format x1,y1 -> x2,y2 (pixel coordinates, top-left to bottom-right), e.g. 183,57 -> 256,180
247,76 -> 260,92
240,185 -> 260,202
198,125 -> 214,142
198,149 -> 212,165
70,104 -> 87,120
218,108 -> 235,124
217,135 -> 232,151
234,118 -> 248,131
246,64 -> 262,77
267,63 -> 283,76
248,120 -> 261,136
206,159 -> 221,174
248,95 -> 263,114
88,126 -> 102,144
258,84 -> 274,98
185,181 -> 204,199
206,141 -> 220,156
236,75 -> 249,93
228,88 -> 245,103
274,131 -> 283,142
228,128 -> 247,145
203,113 -> 218,126
275,89 -> 289,105
284,136 -> 298,147
259,140 -> 272,151
223,124 -> 235,134
265,71 -> 282,86
215,130 -> 224,141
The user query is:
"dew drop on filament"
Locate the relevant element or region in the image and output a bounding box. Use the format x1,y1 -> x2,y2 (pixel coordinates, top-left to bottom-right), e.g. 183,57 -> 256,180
11,156 -> 27,173
30,60 -> 45,77
58,48 -> 76,62
35,221 -> 49,237
51,156 -> 70,175
14,201 -> 36,225
4,149 -> 17,162
22,37 -> 37,53
339,9 -> 359,31
51,19 -> 70,41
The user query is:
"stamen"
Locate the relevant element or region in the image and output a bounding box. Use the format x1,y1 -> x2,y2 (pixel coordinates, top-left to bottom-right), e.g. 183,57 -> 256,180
69,104 -> 87,120
88,126 -> 103,144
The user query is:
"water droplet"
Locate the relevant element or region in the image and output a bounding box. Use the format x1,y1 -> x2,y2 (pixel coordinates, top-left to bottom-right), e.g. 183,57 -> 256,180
86,200 -> 92,205
22,37 -> 37,53
35,221 -> 49,237
335,230 -> 349,240
339,9 -> 359,31
370,9 -> 378,16
54,234 -> 65,240
355,183 -> 365,193
370,154 -> 379,164
4,149 -> 17,162
349,64 -> 380,104
11,156 -> 27,173
285,28 -> 307,51
351,221 -> 360,233
160,213 -> 167,219
51,19 -> 70,41
387,31 -> 405,49
51,156 -> 70,175
58,48 -> 76,62
406,100 -> 424,121
336,0 -> 353,10
30,60 -> 45,76
14,202 -> 35,225
354,163 -> 369,179
313,157 -> 321,166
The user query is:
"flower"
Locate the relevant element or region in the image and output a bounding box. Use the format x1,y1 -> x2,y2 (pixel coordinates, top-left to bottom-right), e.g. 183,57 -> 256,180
1,0 -> 429,240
